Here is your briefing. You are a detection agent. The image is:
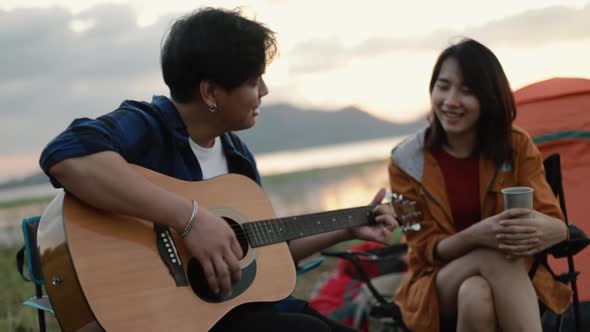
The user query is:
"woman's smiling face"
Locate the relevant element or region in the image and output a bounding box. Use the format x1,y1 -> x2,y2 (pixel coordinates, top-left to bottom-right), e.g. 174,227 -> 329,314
431,57 -> 481,141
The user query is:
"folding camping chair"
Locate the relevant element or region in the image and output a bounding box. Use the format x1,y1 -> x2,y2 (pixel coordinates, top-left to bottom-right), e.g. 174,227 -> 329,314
535,153 -> 590,331
322,153 -> 589,332
15,215 -> 54,332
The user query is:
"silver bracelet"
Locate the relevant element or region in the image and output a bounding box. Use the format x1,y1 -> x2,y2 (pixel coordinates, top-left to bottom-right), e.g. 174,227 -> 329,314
180,200 -> 198,238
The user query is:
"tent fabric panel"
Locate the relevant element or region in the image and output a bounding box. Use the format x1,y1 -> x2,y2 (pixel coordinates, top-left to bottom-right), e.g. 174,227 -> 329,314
514,77 -> 590,106
514,94 -> 590,137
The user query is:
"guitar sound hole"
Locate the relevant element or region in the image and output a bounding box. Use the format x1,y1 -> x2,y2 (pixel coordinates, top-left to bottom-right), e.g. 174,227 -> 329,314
222,217 -> 249,258
185,215 -> 257,303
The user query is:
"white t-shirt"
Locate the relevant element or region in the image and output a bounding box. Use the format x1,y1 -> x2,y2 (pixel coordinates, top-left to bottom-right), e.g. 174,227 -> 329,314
188,136 -> 229,179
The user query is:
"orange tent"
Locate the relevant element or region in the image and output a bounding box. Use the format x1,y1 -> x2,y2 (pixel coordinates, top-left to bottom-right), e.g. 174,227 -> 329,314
513,77 -> 590,301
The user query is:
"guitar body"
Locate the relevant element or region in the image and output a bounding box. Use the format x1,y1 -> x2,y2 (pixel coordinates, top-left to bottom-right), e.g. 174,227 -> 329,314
37,166 -> 296,331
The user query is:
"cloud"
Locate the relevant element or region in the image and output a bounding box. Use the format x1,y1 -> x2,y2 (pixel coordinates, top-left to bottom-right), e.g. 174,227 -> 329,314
290,4 -> 590,73
289,38 -> 347,73
0,5 -> 175,155
1,2 -> 589,158
467,5 -> 590,47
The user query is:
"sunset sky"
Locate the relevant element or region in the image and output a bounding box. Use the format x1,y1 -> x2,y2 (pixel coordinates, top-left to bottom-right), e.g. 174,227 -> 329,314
1,0 -> 590,181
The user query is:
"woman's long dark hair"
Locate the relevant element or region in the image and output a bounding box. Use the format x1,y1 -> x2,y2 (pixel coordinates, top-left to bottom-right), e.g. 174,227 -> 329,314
426,38 -> 516,167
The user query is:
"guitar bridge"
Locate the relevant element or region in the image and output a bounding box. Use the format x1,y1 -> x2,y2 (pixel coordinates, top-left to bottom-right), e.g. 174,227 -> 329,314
154,224 -> 188,286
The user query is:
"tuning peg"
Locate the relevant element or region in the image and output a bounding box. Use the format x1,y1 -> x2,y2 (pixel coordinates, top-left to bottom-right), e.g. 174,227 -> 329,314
400,221 -> 422,233
385,192 -> 394,200
408,223 -> 421,231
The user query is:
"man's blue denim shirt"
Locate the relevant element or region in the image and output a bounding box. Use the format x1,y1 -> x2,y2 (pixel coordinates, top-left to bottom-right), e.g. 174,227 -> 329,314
39,95 -> 261,187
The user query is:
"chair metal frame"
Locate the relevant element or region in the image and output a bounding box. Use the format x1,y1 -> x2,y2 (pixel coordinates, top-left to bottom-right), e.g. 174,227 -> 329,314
536,153 -> 589,332
16,215 -> 54,332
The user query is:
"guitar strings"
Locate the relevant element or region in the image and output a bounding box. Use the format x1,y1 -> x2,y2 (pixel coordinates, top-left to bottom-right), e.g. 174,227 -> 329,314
225,210 -> 371,231
184,201 -> 422,240
221,209 -> 374,242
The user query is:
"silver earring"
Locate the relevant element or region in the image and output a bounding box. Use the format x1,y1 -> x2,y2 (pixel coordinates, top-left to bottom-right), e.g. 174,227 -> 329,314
209,105 -> 217,113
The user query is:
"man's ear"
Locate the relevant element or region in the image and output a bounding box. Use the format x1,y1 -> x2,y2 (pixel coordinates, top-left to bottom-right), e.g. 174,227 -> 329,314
199,80 -> 217,108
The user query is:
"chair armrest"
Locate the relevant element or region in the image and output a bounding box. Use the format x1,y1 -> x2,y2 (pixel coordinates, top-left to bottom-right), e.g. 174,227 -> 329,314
546,224 -> 590,258
346,243 -> 408,258
296,257 -> 326,276
323,243 -> 407,260
23,296 -> 54,315
322,243 -> 408,275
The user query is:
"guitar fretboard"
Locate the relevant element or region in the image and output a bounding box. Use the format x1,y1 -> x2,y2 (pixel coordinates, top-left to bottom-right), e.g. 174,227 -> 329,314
243,205 -> 374,248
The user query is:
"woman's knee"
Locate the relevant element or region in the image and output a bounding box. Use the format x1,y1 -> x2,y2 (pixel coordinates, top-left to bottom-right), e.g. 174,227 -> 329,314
457,276 -> 495,326
468,248 -> 526,276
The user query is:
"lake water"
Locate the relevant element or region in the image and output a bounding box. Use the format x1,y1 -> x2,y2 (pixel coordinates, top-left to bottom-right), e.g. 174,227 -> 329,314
0,135 -> 406,204
0,136 -> 405,247
256,136 -> 404,176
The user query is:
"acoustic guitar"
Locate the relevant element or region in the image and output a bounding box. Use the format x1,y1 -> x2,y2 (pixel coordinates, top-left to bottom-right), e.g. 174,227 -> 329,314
37,165 -> 396,331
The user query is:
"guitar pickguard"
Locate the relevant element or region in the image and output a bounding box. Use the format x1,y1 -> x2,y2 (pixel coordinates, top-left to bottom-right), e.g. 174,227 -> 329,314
185,207 -> 259,303
186,257 -> 257,303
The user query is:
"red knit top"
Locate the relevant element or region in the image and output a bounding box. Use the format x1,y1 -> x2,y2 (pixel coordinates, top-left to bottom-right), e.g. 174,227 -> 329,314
432,149 -> 481,231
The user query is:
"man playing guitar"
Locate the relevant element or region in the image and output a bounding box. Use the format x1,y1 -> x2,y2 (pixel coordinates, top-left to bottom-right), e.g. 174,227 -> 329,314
40,7 -> 397,332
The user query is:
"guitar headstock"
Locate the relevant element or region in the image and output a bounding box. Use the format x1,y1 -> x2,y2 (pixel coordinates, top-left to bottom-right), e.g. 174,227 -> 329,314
386,192 -> 423,233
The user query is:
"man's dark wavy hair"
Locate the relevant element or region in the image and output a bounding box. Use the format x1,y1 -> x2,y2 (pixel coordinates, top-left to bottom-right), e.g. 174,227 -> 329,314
161,8 -> 277,103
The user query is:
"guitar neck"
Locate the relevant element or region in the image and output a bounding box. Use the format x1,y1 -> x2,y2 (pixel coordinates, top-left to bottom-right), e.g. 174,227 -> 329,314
243,205 -> 375,248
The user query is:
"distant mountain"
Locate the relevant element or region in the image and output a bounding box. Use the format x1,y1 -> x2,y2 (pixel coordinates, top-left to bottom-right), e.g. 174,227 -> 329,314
0,104 -> 427,189
236,103 -> 427,154
0,172 -> 50,190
